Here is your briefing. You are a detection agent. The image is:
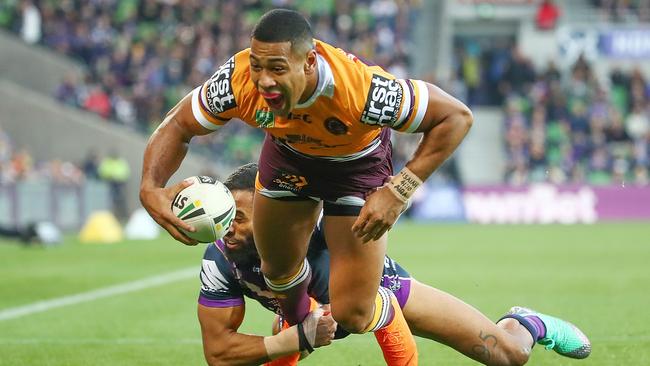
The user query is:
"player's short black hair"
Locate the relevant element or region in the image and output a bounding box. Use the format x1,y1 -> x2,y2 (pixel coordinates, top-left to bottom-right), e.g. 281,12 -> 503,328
251,9 -> 314,53
224,163 -> 258,192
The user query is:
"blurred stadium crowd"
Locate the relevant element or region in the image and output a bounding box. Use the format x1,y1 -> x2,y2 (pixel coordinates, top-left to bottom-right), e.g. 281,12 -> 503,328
1,0 -> 648,187
454,37 -> 650,186
500,58 -> 650,186
0,125 -> 85,184
591,0 -> 650,22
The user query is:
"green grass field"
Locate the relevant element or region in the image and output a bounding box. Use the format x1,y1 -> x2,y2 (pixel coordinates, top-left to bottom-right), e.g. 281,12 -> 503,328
1,222 -> 648,365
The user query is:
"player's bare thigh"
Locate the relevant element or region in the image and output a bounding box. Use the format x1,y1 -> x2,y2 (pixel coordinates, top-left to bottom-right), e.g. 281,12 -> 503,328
402,279 -> 532,365
322,215 -> 387,333
253,192 -> 321,279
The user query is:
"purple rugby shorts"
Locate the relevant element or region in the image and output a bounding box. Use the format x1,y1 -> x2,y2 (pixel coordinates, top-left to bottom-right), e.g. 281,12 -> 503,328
256,128 -> 394,216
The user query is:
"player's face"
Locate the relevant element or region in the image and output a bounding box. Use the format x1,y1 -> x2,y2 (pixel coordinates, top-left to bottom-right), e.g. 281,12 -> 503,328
249,38 -> 316,117
222,190 -> 257,265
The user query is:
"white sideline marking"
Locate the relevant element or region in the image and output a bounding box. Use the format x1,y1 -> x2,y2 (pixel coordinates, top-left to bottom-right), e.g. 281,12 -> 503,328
0,267 -> 197,321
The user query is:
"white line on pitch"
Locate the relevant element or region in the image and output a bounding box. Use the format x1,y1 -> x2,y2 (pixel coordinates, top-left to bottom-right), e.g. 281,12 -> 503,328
0,267 -> 197,321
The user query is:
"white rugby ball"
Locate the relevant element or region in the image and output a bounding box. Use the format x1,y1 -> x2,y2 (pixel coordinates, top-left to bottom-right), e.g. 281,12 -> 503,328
171,176 -> 236,243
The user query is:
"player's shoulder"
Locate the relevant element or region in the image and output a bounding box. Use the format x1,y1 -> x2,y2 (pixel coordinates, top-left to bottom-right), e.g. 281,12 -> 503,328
203,50 -> 254,114
316,39 -> 393,79
202,241 -> 237,280
200,241 -> 245,303
316,40 -> 405,124
321,41 -> 428,131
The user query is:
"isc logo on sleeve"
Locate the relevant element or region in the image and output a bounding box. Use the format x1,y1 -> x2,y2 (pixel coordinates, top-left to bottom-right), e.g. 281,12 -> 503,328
206,57 -> 237,114
360,74 -> 403,127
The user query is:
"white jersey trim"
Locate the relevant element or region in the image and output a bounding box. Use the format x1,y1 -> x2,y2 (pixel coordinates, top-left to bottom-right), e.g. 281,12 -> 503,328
191,86 -> 220,131
257,187 -> 320,201
328,195 -> 366,207
405,80 -> 429,133
395,79 -> 412,127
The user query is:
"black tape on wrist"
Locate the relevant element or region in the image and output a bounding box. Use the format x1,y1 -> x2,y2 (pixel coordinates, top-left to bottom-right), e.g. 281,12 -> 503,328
297,322 -> 314,354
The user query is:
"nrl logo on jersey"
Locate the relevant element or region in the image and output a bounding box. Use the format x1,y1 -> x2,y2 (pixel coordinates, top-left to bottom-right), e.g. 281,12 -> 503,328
255,109 -> 275,128
360,74 -> 403,127
206,57 -> 237,114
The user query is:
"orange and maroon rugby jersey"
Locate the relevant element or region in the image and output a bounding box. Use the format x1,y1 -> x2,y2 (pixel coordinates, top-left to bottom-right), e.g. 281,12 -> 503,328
190,40 -> 429,160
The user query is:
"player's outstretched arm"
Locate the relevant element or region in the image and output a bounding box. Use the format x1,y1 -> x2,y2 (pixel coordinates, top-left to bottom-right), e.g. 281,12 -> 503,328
402,83 -> 473,186
140,94 -> 213,245
199,304 -> 336,366
353,83 -> 473,242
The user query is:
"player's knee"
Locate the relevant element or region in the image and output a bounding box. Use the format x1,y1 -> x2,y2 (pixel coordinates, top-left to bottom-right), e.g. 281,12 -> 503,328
260,261 -> 298,281
330,302 -> 374,334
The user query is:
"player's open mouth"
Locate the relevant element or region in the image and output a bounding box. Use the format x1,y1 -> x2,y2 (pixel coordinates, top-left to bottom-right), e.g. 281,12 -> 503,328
261,92 -> 284,110
224,240 -> 240,249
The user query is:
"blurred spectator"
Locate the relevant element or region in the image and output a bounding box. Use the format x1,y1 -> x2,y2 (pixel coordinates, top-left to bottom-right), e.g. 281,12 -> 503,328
81,149 -> 100,180
535,0 -> 561,30
501,47 -> 536,98
55,72 -> 82,107
84,84 -> 111,119
0,126 -> 12,184
10,148 -> 34,181
98,150 -> 130,220
19,0 -> 40,44
460,44 -> 481,106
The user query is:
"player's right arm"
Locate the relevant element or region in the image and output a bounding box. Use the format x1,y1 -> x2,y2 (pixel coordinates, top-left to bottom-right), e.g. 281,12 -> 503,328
140,93 -> 214,245
140,54 -> 242,245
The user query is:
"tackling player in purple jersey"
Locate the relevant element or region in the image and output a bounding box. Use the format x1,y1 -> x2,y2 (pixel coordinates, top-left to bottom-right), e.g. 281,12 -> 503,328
197,164 -> 591,366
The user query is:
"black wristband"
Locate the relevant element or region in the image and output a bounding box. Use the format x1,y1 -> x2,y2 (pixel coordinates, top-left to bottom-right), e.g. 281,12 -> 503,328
297,322 -> 314,354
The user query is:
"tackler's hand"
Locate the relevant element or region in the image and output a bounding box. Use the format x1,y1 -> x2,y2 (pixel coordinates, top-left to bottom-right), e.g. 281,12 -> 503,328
296,306 -> 337,358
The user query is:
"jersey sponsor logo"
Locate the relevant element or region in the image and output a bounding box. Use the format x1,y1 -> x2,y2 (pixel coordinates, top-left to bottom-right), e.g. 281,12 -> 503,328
272,172 -> 308,192
206,57 -> 237,114
287,112 -> 312,123
324,117 -> 348,135
360,74 -> 403,127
